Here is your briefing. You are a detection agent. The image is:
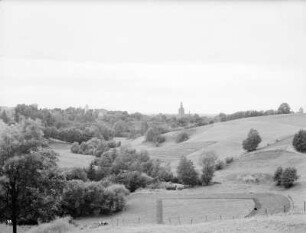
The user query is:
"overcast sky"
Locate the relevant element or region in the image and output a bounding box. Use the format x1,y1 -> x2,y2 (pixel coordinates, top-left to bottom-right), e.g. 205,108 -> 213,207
1,1 -> 305,114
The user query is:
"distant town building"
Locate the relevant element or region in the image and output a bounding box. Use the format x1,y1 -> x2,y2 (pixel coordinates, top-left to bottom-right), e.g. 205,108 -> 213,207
84,104 -> 89,113
178,102 -> 185,117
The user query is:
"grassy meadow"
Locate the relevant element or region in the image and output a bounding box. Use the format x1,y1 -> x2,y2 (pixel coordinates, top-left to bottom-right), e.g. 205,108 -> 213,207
50,142 -> 95,169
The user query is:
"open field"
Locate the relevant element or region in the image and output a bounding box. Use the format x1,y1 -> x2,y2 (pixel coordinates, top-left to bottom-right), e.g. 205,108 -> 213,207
71,213 -> 306,233
50,142 -> 95,169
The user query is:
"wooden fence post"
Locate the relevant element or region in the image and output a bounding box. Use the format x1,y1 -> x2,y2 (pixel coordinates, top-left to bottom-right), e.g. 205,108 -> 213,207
156,199 -> 163,224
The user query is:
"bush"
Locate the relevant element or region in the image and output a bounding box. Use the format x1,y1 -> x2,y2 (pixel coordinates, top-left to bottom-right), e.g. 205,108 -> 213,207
176,132 -> 189,143
156,135 -> 166,144
273,166 -> 283,186
110,171 -> 152,192
70,142 -> 80,153
215,160 -> 225,170
292,129 -> 306,153
225,157 -> 234,164
281,167 -> 298,188
176,156 -> 199,186
242,128 -> 262,152
145,127 -> 165,145
65,167 -> 88,181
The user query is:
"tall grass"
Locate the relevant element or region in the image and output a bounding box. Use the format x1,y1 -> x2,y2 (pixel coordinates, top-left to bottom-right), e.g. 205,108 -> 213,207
26,218 -> 72,233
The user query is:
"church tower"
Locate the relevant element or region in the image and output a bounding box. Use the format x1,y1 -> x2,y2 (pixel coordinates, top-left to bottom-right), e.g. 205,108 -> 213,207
178,102 -> 185,117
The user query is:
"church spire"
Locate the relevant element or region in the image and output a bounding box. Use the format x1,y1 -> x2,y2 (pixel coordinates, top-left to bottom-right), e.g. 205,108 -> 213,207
178,102 -> 185,117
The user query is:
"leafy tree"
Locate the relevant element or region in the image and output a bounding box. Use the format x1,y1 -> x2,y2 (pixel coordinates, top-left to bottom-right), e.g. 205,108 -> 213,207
281,167 -> 298,188
199,151 -> 218,185
218,113 -> 227,122
176,156 -> 198,186
292,129 -> 306,153
273,166 -> 283,186
278,103 -> 291,114
242,128 -> 262,152
0,111 -> 9,124
0,120 -> 63,233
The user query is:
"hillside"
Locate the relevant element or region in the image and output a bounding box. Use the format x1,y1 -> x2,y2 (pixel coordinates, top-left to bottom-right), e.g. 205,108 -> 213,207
121,114 -> 306,170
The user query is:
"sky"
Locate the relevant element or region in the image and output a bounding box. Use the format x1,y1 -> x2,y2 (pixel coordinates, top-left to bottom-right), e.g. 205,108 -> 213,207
0,0 -> 306,114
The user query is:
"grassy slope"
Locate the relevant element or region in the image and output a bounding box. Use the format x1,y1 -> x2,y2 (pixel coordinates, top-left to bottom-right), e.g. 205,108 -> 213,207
122,114 -> 306,170
50,142 -> 95,169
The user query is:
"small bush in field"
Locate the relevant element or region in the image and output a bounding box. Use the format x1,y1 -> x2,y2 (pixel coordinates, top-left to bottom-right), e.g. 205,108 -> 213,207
215,160 -> 225,170
176,132 -> 189,143
156,135 -> 166,144
225,157 -> 234,164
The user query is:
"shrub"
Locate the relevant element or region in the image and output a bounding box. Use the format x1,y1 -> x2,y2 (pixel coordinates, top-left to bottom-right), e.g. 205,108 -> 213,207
242,128 -> 262,152
156,135 -> 166,144
176,156 -> 199,186
273,166 -> 283,186
110,171 -> 152,192
199,151 -> 218,185
215,160 -> 225,170
292,129 -> 306,153
145,127 -> 165,145
70,142 -> 80,153
65,167 -> 88,181
225,157 -> 234,164
176,132 -> 189,143
281,167 -> 298,188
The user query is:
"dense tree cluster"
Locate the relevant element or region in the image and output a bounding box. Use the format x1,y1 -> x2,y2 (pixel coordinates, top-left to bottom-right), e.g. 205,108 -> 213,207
0,120 -> 130,232
61,181 -> 129,217
86,147 -> 174,191
216,103 -> 292,123
273,166 -> 298,188
0,119 -> 64,233
9,104 -> 213,144
70,137 -> 120,156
